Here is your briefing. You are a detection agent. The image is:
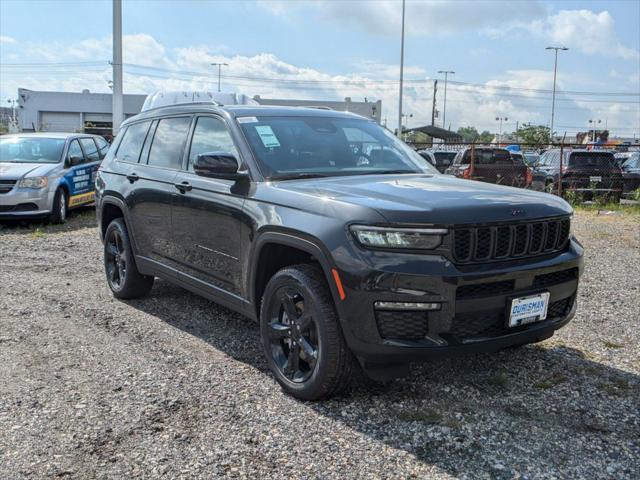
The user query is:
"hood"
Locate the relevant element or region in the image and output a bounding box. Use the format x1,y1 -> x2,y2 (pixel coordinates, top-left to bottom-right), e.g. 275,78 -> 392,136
0,162 -> 58,180
267,173 -> 572,225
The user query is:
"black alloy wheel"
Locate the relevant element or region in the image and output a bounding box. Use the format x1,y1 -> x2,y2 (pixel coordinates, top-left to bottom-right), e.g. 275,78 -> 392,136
267,287 -> 319,383
103,218 -> 154,299
105,227 -> 127,291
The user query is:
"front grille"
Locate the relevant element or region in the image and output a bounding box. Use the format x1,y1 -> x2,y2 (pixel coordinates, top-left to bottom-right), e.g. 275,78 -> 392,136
450,297 -> 574,340
534,268 -> 578,288
452,218 -> 571,264
375,310 -> 428,340
0,180 -> 17,194
456,280 -> 515,300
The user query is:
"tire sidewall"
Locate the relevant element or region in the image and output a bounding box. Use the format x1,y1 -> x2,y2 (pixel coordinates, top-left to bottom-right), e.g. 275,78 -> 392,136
50,188 -> 67,224
104,218 -> 134,294
260,269 -> 335,398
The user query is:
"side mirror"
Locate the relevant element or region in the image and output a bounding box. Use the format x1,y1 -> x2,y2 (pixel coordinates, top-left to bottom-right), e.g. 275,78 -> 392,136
68,155 -> 83,167
193,152 -> 246,180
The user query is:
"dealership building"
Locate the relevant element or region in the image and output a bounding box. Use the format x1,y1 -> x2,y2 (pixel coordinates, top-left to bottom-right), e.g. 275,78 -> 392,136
16,88 -> 382,136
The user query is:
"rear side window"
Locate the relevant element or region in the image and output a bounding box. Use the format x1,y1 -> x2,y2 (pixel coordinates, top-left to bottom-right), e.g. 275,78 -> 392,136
568,152 -> 615,168
148,117 -> 191,169
79,138 -> 100,161
116,122 -> 151,163
188,116 -> 238,170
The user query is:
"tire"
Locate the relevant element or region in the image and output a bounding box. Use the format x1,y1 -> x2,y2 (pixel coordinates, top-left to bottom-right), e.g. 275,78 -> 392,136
260,264 -> 356,400
49,188 -> 67,224
103,218 -> 154,299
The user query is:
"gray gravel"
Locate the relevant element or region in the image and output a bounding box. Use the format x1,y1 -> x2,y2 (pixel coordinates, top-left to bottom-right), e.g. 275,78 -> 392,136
1,209 -> 639,479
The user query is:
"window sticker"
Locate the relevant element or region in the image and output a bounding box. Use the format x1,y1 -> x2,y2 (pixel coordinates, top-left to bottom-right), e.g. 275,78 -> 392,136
237,116 -> 258,124
255,125 -> 281,148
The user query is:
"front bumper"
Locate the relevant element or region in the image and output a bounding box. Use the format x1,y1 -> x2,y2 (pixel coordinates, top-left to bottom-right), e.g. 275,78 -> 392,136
0,185 -> 53,219
335,237 -> 584,363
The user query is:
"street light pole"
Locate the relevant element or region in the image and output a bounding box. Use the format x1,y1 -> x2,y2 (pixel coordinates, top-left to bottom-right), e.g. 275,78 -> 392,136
397,0 -> 406,137
437,70 -> 454,130
496,116 -> 508,145
112,0 -> 124,136
210,63 -> 229,92
546,46 -> 568,144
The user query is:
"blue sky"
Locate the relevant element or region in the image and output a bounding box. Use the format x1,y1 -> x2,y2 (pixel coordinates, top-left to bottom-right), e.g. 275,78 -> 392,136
1,0 -> 639,136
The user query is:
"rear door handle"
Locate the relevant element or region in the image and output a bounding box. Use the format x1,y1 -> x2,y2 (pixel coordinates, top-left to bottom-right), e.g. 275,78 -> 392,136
174,181 -> 192,193
126,173 -> 139,183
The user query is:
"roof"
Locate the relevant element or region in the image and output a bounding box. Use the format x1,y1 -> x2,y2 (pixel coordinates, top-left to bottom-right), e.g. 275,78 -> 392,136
0,132 -> 100,139
406,125 -> 463,141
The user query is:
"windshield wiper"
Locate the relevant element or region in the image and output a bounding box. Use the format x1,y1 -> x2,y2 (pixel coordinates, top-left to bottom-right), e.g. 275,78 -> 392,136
357,169 -> 417,175
272,173 -> 330,181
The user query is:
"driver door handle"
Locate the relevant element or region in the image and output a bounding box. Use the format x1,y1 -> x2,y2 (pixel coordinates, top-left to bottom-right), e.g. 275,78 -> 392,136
126,173 -> 139,183
174,181 -> 192,193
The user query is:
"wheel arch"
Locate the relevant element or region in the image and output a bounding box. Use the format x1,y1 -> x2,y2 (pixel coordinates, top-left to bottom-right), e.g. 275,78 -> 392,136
250,231 -> 342,319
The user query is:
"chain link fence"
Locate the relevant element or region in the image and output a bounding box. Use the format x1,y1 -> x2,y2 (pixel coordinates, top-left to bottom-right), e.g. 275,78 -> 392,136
409,142 -> 640,204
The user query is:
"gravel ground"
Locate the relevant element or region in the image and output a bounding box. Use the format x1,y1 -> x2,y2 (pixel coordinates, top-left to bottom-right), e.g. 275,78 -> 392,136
0,209 -> 638,479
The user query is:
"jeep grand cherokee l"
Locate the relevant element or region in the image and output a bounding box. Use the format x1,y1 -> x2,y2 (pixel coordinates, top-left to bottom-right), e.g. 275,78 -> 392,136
96,103 -> 583,400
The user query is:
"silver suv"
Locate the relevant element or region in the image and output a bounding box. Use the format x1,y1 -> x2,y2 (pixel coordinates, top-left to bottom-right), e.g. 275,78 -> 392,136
0,133 -> 108,223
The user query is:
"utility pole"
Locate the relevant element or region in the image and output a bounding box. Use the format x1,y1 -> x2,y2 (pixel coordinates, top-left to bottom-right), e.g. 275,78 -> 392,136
397,0 -> 406,137
112,0 -> 123,136
437,70 -> 454,130
546,46 -> 568,144
431,79 -> 438,126
211,62 -> 229,92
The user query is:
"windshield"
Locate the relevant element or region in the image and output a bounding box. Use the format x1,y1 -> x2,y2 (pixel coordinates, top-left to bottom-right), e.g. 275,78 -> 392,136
623,155 -> 639,169
237,116 -> 437,179
0,137 -> 65,164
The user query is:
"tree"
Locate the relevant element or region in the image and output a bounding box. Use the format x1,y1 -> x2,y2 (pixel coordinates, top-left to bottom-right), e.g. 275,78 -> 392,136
456,126 -> 494,144
516,125 -> 550,148
456,126 -> 479,142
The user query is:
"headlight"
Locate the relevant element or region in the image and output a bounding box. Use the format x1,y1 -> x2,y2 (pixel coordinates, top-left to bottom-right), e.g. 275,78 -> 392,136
18,176 -> 48,189
350,225 -> 447,250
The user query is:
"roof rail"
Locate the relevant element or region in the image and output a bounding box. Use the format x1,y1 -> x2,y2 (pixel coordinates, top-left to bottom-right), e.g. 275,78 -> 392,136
141,91 -> 258,112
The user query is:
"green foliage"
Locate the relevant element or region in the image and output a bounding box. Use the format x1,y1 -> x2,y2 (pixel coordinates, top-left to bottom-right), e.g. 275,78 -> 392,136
516,125 -> 550,148
456,126 -> 493,144
632,188 -> 640,202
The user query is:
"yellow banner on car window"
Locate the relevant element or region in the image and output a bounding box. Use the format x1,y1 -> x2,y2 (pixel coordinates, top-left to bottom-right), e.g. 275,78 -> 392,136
68,191 -> 95,207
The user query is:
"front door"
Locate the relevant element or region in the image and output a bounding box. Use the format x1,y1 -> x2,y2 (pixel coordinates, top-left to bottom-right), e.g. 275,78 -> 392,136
171,115 -> 246,296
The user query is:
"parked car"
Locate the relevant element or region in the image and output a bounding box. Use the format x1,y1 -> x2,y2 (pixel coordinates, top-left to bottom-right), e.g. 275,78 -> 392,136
96,101 -> 583,400
621,152 -> 640,197
0,133 -> 108,223
431,150 -> 457,173
531,149 -> 623,202
614,152 -> 631,168
445,147 -> 532,188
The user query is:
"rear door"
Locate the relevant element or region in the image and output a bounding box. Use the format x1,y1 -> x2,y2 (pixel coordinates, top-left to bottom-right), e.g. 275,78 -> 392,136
126,116 -> 191,265
171,115 -> 247,296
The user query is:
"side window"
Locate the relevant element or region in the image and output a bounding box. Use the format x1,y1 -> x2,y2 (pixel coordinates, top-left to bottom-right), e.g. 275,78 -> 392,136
67,139 -> 84,163
95,137 -> 110,159
187,116 -> 238,170
79,138 -> 100,162
116,121 -> 151,163
148,117 -> 191,169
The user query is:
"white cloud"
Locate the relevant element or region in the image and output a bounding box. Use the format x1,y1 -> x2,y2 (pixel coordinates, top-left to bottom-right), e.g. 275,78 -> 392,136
274,0 -> 547,37
0,35 -> 17,45
2,33 -> 637,136
532,9 -> 639,59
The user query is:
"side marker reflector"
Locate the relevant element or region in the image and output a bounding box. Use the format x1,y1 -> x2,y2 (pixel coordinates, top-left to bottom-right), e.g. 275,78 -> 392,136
331,268 -> 346,301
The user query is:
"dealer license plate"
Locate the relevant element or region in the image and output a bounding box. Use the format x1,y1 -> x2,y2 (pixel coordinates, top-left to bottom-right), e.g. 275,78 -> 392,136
590,176 -> 602,183
508,292 -> 550,327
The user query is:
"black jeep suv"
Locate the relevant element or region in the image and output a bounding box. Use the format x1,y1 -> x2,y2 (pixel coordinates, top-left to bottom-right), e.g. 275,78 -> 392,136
96,104 -> 583,400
